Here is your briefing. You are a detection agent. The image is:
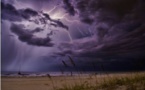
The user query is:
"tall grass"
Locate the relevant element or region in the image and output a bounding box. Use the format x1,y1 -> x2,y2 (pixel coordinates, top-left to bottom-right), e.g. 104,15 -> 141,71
62,60 -> 69,68
48,56 -> 145,90
55,72 -> 145,90
47,74 -> 56,90
68,56 -> 76,67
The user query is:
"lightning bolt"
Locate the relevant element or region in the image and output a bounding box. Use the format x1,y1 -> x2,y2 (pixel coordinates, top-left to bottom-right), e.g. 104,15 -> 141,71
48,6 -> 58,14
64,17 -> 80,23
47,6 -> 80,23
77,27 -> 85,36
88,27 -> 93,36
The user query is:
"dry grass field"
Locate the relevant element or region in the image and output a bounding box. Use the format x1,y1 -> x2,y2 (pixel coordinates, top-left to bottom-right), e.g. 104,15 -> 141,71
1,72 -> 145,90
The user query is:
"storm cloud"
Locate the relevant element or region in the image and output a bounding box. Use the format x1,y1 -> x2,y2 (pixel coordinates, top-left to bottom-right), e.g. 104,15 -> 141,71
1,1 -> 70,46
10,24 -> 54,47
1,2 -> 69,30
63,0 -> 76,16
1,2 -> 38,21
57,0 -> 145,59
2,0 -> 145,73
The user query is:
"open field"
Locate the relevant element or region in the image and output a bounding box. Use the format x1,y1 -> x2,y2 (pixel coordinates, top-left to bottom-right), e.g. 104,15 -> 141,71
1,72 -> 145,90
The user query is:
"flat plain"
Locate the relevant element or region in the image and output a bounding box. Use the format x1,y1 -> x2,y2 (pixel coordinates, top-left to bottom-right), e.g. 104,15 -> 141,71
1,72 -> 145,90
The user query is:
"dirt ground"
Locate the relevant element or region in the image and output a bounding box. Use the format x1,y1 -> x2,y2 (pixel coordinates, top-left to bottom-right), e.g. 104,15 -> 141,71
1,72 -> 145,90
1,75 -> 93,90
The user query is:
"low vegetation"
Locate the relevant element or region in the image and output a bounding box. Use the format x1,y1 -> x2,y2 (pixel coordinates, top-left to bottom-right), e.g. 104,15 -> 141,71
54,57 -> 145,90
2,72 -> 145,90
55,72 -> 145,90
2,56 -> 145,90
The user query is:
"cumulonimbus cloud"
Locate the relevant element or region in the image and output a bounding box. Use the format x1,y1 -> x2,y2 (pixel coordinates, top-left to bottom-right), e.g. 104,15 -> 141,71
56,0 -> 145,59
1,2 -> 70,46
63,0 -> 76,16
10,24 -> 54,47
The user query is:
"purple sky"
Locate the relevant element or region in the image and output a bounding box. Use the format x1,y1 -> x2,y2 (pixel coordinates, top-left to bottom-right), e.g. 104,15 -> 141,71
1,0 -> 145,73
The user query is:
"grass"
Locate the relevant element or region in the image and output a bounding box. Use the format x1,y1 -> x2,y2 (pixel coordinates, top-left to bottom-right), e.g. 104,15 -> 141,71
98,73 -> 145,90
56,56 -> 145,90
2,72 -> 145,90
2,57 -> 145,90
56,72 -> 145,90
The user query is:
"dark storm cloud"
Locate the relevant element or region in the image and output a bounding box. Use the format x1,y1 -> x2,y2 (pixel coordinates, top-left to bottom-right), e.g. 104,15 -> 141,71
75,25 -> 145,58
2,0 -> 145,73
1,2 -> 70,47
63,0 -> 76,16
75,0 -> 139,24
1,2 -> 22,21
42,12 -> 69,30
42,13 -> 52,21
19,8 -> 38,20
51,20 -> 69,30
31,28 -> 44,33
1,2 -> 39,21
56,0 -> 145,59
74,0 -> 145,33
10,24 -> 54,47
1,2 -> 69,30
